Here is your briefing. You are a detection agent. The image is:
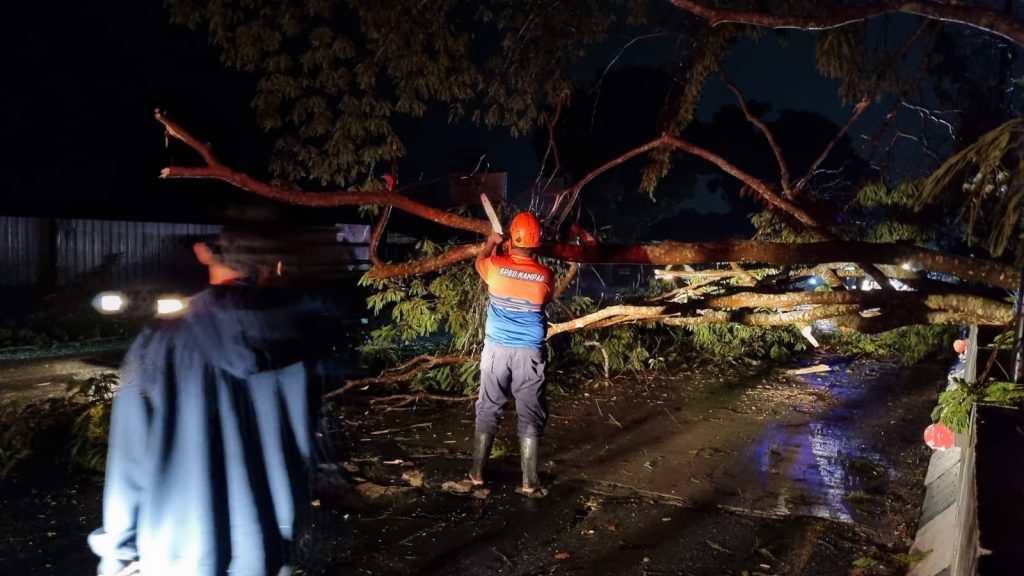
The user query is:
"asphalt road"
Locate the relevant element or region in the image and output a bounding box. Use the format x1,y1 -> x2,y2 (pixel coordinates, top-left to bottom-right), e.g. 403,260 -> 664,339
0,352 -> 123,405
0,356 -> 942,575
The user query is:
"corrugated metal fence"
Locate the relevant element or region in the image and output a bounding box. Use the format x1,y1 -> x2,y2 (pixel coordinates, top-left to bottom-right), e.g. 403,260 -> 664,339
1,216 -> 40,286
1,216 -> 221,287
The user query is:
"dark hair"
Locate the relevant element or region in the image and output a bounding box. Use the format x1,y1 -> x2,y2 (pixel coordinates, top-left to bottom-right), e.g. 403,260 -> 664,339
206,224 -> 294,279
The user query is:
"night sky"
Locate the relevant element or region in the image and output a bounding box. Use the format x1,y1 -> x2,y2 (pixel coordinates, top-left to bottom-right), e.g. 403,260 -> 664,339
2,1 -> 269,222
1,1 -> 895,240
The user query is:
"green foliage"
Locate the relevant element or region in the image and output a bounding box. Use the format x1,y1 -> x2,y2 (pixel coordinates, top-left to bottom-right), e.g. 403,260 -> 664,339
855,181 -> 923,210
642,24 -> 742,193
916,118 -> 1024,261
363,242 -> 488,344
359,241 -> 488,394
981,381 -> 1024,404
555,323 -> 661,385
0,402 -> 52,478
168,0 -> 624,187
0,380 -> 114,479
932,378 -> 1024,434
863,220 -> 926,244
842,490 -> 874,504
489,437 -> 509,459
933,378 -> 974,433
892,550 -> 931,567
815,23 -> 871,104
845,456 -> 887,481
685,323 -> 807,363
67,373 -> 118,473
750,211 -> 821,243
828,325 -> 955,365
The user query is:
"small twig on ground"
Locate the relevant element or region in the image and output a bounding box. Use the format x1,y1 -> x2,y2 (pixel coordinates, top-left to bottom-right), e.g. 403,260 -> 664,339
608,413 -> 624,429
589,480 -> 691,506
370,422 -> 434,436
359,393 -> 476,409
493,547 -> 514,569
663,407 -> 682,428
583,341 -> 611,380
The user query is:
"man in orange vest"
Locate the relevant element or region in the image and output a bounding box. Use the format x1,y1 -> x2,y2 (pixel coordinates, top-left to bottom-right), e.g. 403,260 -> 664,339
470,212 -> 553,497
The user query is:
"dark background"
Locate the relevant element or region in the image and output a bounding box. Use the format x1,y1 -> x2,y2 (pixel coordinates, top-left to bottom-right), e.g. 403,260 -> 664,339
0,1 -> 901,240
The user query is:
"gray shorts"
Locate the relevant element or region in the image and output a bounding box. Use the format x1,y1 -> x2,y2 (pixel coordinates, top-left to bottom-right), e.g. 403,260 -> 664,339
475,343 -> 548,439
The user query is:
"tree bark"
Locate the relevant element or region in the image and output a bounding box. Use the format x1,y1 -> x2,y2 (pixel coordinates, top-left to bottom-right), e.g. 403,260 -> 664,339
545,240 -> 1020,291
365,244 -> 483,279
666,0 -> 1024,47
364,238 -> 1020,292
547,290 -> 1014,335
155,110 -> 491,236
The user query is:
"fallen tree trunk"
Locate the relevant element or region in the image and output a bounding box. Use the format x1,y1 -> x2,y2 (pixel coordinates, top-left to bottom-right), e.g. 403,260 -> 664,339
545,240 -> 1020,291
547,291 -> 1014,335
363,238 -> 1019,291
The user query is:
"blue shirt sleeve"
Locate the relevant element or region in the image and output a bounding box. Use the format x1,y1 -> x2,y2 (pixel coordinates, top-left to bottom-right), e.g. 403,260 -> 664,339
88,330 -> 163,575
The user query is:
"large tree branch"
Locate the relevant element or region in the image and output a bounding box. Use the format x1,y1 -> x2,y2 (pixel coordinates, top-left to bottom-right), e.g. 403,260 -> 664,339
666,0 -> 1024,46
703,291 -> 1013,322
362,237 -> 1019,290
549,290 -> 1013,335
718,69 -> 792,195
365,243 -> 483,279
155,112 -> 1015,294
534,92 -> 567,217
792,99 -> 871,196
662,309 -> 1000,334
544,240 -> 1020,291
549,134 -> 828,234
155,110 -> 491,236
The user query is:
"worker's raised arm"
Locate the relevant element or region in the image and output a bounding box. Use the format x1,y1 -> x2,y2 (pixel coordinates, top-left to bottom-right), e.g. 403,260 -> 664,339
477,232 -> 504,262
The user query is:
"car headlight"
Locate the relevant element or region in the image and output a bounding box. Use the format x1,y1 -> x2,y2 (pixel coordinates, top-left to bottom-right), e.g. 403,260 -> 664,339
156,297 -> 188,316
92,291 -> 127,314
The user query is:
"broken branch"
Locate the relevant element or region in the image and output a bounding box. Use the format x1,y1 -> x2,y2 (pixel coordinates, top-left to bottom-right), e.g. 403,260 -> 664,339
155,110 -> 491,236
324,354 -> 473,400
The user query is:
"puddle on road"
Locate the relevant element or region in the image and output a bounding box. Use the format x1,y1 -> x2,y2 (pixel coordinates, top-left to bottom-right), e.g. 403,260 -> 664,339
717,361 -> 903,523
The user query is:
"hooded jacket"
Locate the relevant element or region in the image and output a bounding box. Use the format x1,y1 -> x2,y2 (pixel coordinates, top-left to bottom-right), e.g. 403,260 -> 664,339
89,286 -> 329,576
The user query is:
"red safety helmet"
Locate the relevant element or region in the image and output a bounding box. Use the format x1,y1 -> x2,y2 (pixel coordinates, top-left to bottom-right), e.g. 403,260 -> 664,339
509,212 -> 542,248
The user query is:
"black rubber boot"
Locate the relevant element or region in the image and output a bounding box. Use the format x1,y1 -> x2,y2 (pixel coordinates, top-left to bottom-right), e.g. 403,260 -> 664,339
518,436 -> 547,497
468,432 -> 495,484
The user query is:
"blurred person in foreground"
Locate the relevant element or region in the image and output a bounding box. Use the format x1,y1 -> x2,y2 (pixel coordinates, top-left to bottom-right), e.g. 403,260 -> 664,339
89,224 -> 332,576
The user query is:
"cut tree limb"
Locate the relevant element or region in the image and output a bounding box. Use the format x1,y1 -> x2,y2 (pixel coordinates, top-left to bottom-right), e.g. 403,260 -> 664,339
366,244 -> 483,279
155,110 -> 491,236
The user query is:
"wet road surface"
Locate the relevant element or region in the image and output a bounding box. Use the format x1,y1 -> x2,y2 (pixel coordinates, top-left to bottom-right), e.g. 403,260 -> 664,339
0,357 -> 941,575
318,358 -> 942,575
0,353 -> 122,405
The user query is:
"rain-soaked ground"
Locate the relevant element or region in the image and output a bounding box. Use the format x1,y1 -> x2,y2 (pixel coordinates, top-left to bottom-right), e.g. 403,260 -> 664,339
0,356 -> 942,575
309,357 -> 942,575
